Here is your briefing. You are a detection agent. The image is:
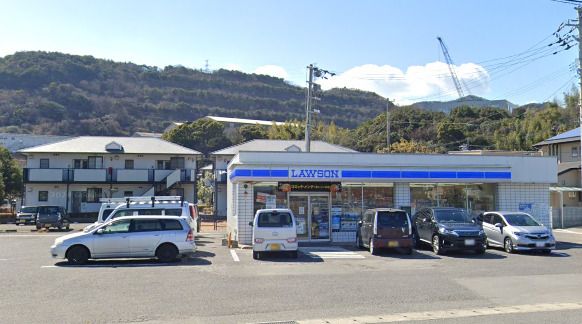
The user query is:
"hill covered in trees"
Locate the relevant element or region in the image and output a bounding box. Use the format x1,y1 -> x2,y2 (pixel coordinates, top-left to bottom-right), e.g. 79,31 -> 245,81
0,51 -> 393,135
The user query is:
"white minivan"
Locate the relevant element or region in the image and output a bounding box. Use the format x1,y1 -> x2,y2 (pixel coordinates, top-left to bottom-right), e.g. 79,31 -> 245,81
249,209 -> 298,259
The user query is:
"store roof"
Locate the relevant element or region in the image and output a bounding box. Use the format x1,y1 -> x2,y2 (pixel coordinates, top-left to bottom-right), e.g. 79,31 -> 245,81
535,127 -> 580,146
211,139 -> 357,156
19,136 -> 202,155
550,186 -> 582,192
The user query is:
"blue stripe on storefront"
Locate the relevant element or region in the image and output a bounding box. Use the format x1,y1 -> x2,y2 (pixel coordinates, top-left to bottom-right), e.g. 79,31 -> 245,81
484,172 -> 512,179
429,171 -> 457,178
270,170 -> 289,177
229,169 -> 512,180
371,171 -> 401,178
342,170 -> 372,178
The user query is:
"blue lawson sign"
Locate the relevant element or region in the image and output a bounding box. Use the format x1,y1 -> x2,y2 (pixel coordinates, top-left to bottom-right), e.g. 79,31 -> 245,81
290,169 -> 339,179
229,168 -> 511,181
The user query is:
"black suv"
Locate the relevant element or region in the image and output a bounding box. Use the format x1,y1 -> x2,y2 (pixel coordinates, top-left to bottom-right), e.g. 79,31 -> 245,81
413,207 -> 486,255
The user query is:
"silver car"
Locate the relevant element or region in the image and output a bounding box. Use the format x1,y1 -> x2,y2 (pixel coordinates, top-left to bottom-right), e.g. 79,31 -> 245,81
482,212 -> 555,254
51,216 -> 196,265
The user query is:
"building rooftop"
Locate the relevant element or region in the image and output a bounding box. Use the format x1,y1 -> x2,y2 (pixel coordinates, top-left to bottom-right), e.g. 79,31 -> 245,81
19,136 -> 202,155
211,139 -> 357,156
535,127 -> 580,146
448,150 -> 541,156
0,133 -> 72,153
204,115 -> 288,126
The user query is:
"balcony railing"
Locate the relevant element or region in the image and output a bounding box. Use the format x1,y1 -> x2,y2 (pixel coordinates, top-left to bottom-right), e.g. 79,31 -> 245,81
24,168 -> 196,184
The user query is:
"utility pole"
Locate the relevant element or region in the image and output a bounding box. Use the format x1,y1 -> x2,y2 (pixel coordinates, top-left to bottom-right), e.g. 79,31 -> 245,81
304,64 -> 335,152
578,7 -> 582,194
568,7 -> 582,195
386,99 -> 391,151
305,64 -> 314,152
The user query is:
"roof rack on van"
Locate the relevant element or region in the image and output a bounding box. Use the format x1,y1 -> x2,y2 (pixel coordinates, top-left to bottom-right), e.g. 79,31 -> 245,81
99,196 -> 185,208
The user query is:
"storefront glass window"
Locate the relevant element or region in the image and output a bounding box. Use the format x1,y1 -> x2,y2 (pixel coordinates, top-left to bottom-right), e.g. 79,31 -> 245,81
410,183 -> 496,216
362,185 -> 394,209
253,183 -> 288,214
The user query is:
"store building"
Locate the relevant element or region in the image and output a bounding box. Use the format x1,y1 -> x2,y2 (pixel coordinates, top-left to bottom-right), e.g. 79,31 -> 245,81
210,140 -> 356,217
226,151 -> 557,245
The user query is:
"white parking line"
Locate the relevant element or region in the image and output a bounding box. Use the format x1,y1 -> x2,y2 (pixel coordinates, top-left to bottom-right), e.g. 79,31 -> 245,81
297,301 -> 582,323
230,249 -> 240,262
554,229 -> 582,235
0,234 -> 63,238
40,265 -> 57,268
300,247 -> 365,259
0,258 -> 8,261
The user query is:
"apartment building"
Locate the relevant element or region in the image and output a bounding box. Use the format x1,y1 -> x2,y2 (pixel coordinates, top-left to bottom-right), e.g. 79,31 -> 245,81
19,136 -> 202,216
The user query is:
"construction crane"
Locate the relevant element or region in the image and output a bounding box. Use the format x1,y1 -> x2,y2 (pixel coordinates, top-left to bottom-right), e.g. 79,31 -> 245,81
437,36 -> 469,98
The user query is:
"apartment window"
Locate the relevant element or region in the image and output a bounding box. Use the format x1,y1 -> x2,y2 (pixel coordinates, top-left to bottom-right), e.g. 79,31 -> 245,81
157,160 -> 171,170
88,156 -> 103,169
74,159 -> 88,169
125,160 -> 134,169
86,188 -> 103,203
170,157 -> 185,169
123,191 -> 133,197
39,159 -> 49,169
38,191 -> 48,202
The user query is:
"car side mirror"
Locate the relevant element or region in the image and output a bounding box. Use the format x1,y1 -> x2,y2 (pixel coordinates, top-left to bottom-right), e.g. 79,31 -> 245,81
95,228 -> 104,235
494,223 -> 503,228
248,221 -> 253,227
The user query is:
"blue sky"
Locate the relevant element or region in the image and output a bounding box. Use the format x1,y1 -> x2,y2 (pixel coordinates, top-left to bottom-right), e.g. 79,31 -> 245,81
0,0 -> 578,105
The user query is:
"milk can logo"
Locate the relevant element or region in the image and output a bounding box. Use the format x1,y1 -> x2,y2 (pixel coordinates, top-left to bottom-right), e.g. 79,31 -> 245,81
290,169 -> 339,178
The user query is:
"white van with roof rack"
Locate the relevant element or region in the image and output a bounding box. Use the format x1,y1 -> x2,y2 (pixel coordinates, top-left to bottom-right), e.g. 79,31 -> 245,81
83,196 -> 198,233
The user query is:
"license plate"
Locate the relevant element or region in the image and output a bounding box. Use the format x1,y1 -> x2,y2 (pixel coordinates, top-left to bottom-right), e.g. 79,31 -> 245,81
270,244 -> 281,251
536,242 -> 545,248
465,239 -> 476,246
388,241 -> 399,247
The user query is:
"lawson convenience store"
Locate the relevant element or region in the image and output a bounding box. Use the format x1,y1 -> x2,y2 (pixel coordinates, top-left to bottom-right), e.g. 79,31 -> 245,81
226,151 -> 557,245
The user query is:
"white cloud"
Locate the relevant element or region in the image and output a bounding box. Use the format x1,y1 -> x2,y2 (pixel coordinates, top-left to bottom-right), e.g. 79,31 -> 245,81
253,65 -> 289,79
318,62 -> 490,105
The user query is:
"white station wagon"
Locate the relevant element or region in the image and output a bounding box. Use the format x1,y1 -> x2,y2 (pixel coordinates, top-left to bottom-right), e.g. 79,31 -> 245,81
51,216 -> 196,264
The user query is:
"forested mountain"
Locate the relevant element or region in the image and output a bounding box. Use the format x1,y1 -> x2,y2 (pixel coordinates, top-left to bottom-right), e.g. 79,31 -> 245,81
412,95 -> 518,113
0,51 -> 392,135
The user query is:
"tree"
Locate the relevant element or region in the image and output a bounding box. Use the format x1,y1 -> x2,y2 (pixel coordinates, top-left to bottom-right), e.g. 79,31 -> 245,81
0,146 -> 22,203
162,119 -> 231,154
197,171 -> 214,206
379,139 -> 438,153
268,120 -> 304,140
238,124 -> 268,142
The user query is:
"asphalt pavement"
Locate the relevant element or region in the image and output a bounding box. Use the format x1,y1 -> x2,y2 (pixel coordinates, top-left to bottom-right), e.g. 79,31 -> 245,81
1,225 -> 582,324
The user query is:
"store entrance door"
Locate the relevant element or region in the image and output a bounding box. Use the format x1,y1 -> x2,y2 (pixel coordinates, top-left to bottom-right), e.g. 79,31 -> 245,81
289,194 -> 330,241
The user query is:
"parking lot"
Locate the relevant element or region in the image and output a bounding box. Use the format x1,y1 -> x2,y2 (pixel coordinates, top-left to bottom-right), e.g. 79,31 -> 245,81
2,225 -> 582,323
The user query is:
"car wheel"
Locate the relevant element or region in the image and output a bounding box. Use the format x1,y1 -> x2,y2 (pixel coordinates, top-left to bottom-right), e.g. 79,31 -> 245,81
66,246 -> 89,265
504,237 -> 514,254
36,224 -> 41,230
357,234 -> 364,249
414,232 -> 421,248
253,251 -> 260,260
405,248 -> 413,255
156,244 -> 178,263
432,235 -> 444,255
369,239 -> 377,255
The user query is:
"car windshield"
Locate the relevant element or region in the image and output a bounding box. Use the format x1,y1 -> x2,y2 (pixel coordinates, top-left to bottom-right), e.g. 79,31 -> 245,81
434,209 -> 471,223
504,214 -> 541,226
38,206 -> 60,214
257,212 -> 293,228
377,211 -> 408,227
20,207 -> 37,213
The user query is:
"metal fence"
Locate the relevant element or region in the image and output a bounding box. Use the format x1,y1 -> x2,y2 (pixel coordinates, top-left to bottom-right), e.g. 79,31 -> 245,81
552,207 -> 582,228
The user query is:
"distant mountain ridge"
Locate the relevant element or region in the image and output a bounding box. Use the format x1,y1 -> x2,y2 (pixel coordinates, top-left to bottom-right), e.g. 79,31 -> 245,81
0,51 -> 394,135
412,95 -> 518,113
